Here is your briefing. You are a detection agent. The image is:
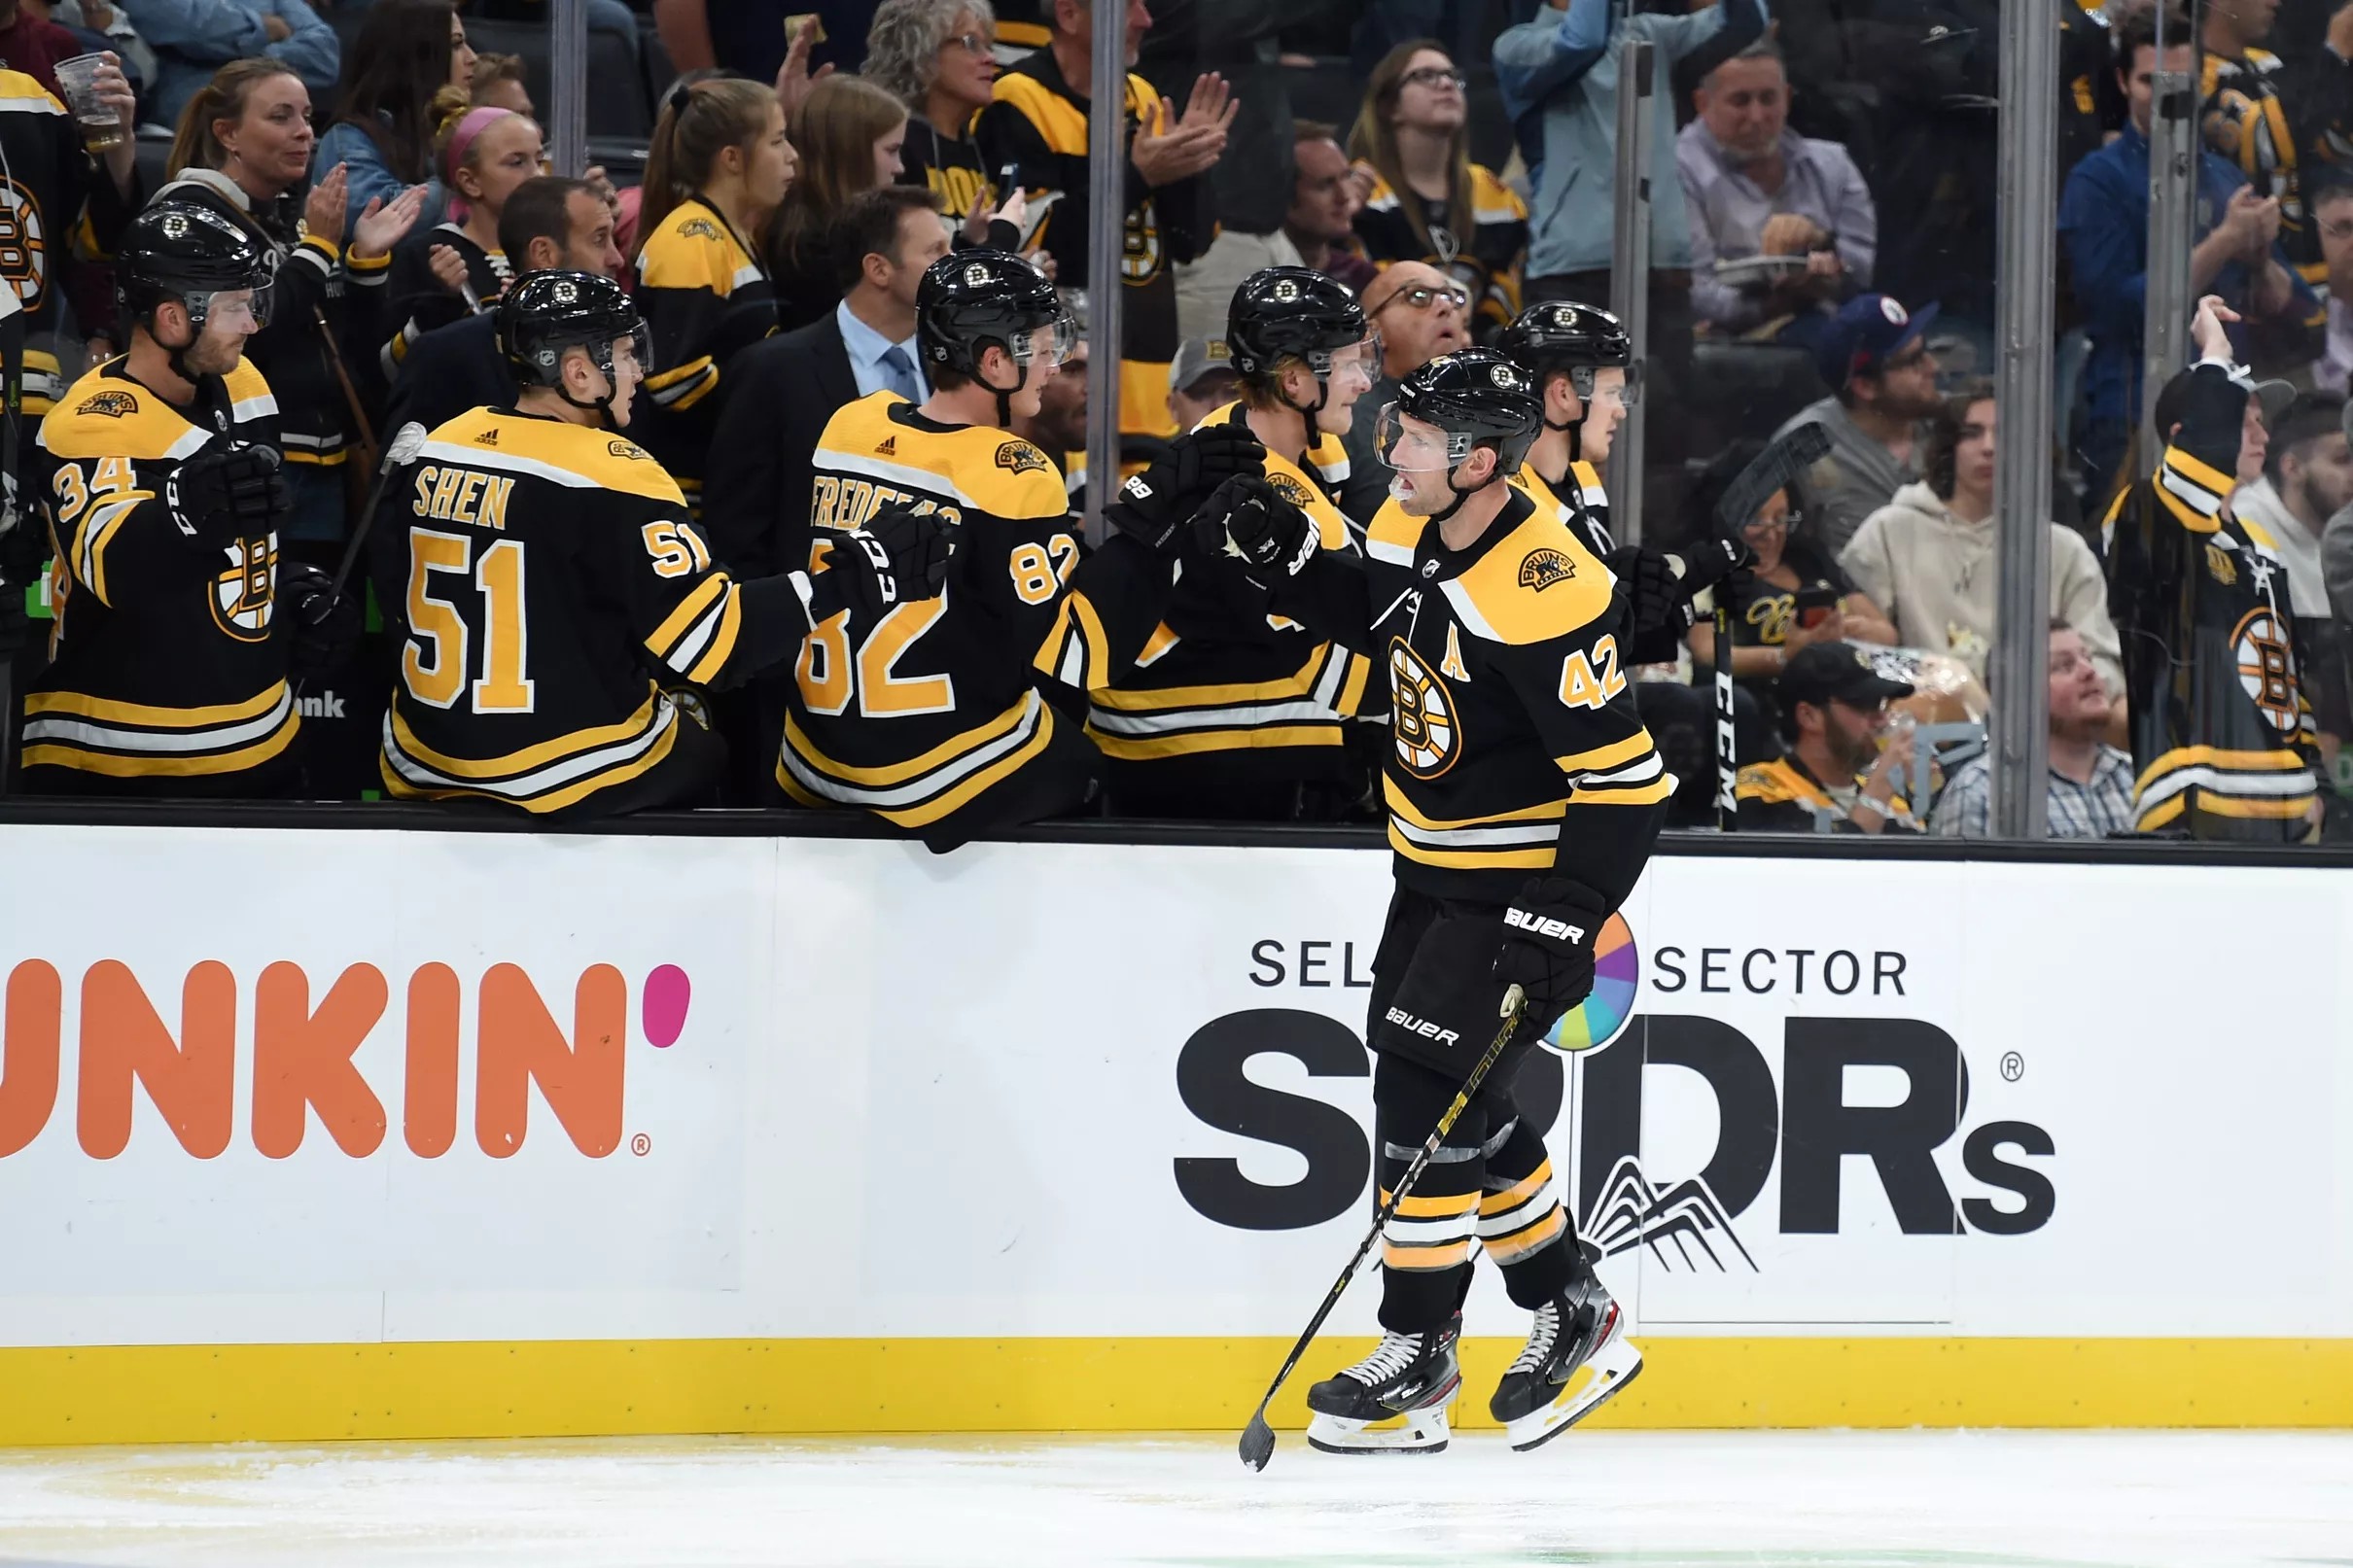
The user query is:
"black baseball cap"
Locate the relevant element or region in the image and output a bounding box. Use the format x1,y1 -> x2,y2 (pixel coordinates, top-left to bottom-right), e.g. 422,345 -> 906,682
1779,642 -> 1915,711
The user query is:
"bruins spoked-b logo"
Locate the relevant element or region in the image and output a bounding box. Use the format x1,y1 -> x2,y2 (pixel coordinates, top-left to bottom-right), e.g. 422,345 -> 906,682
2231,606 -> 2300,735
1388,638 -> 1459,778
210,536 -> 277,642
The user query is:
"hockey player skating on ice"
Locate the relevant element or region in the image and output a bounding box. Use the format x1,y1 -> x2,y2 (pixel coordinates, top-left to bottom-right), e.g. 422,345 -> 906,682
1194,350 -> 1670,1452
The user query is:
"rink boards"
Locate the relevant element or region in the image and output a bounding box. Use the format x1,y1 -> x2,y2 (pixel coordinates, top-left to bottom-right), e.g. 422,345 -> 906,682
0,823 -> 2348,1444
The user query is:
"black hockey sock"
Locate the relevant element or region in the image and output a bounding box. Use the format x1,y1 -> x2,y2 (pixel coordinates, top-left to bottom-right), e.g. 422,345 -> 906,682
1373,1052 -> 1512,1333
1478,1113 -> 1580,1309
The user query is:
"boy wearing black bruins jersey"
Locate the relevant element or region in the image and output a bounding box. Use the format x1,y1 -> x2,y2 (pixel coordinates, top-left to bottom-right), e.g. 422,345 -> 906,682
382,270 -> 936,819
1195,349 -> 1670,1455
779,249 -> 1253,845
23,201 -> 345,797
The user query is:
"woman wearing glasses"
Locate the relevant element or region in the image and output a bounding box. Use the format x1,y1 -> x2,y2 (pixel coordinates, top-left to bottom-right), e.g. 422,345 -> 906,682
1349,43 -> 1528,339
866,0 -> 1032,250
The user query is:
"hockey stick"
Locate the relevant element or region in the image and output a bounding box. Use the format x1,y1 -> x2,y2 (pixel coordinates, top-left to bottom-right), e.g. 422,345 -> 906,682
295,421 -> 427,703
1705,423 -> 1831,832
1239,983 -> 1527,1472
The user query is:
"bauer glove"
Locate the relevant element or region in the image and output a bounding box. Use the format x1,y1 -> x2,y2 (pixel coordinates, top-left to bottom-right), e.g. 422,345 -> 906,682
797,505 -> 955,628
1105,423 -> 1268,552
167,442 -> 288,549
1493,877 -> 1608,1016
1192,473 -> 1317,578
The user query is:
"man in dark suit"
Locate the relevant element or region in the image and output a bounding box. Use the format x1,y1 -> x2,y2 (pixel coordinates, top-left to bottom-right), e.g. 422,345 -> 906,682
703,187 -> 953,577
383,177 -> 628,440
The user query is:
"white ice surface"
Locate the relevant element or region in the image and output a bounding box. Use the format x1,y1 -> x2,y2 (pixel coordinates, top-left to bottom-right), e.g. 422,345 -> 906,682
0,1430 -> 2345,1567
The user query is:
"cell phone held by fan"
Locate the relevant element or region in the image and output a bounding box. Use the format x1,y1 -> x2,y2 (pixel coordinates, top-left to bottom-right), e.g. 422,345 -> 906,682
1795,584 -> 1840,629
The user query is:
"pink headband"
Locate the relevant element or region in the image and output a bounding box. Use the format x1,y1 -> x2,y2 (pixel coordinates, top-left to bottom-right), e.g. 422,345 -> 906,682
443,106 -> 519,185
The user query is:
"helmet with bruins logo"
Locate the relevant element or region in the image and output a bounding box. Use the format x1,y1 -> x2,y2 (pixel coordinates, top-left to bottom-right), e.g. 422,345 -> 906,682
118,200 -> 273,336
1226,267 -> 1369,381
1497,300 -> 1639,453
1382,349 -> 1544,478
497,270 -> 649,425
916,249 -> 1072,422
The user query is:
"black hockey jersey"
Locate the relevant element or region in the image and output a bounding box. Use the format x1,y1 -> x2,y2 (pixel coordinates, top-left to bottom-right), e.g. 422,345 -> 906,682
633,196 -> 778,506
1734,753 -> 1921,833
24,357 -> 297,784
1047,401 -> 1372,782
779,392 -> 1138,830
380,223 -> 510,378
2200,47 -> 2346,289
1262,483 -> 1674,904
379,406 -> 798,815
2103,362 -> 2320,839
975,51 -> 1213,440
1514,459 -> 1611,558
0,68 -> 138,416
1353,166 -> 1528,336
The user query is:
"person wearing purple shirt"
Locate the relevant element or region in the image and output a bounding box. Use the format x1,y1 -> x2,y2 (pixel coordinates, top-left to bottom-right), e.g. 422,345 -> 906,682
1677,40 -> 1874,345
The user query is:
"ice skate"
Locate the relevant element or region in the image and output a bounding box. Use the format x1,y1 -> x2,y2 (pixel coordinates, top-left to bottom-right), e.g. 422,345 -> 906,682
1490,1274 -> 1642,1451
1303,1315 -> 1461,1454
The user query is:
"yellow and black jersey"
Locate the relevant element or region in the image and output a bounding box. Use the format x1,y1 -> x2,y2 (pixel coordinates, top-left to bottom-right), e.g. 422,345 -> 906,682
2102,363 -> 2319,840
1262,483 -> 1672,904
1734,754 -> 1919,834
1042,401 -> 1374,784
379,406 -> 799,817
24,358 -> 296,786
633,196 -> 777,506
2201,49 -> 2328,287
380,223 -> 509,378
1514,459 -> 1612,559
0,68 -> 139,415
1353,165 -> 1528,334
2059,0 -> 2125,180
975,50 -> 1214,441
899,118 -> 1002,239
779,391 -> 1116,832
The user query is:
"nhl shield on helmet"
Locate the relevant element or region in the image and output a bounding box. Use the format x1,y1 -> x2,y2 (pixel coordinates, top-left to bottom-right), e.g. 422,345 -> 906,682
1497,300 -> 1638,404
917,248 -> 1072,382
117,200 -> 274,333
1226,266 -> 1372,382
1378,348 -> 1544,475
497,269 -> 650,388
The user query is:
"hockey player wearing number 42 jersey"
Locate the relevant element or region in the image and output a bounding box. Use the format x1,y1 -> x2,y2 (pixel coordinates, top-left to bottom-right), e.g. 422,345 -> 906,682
24,201 -> 352,797
381,270 -> 942,820
1194,349 -> 1670,1454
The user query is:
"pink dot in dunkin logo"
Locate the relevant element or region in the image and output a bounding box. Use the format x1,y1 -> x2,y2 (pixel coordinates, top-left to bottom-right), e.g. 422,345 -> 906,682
642,965 -> 691,1048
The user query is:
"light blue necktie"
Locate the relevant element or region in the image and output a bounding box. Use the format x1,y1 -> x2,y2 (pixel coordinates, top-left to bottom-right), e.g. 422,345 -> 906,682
879,343 -> 919,402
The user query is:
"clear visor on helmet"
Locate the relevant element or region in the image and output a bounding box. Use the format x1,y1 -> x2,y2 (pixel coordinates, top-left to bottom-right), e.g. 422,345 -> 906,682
1309,329 -> 1384,393
1567,359 -> 1641,407
191,281 -> 272,333
1015,312 -> 1080,368
607,322 -> 652,379
1373,402 -> 1473,470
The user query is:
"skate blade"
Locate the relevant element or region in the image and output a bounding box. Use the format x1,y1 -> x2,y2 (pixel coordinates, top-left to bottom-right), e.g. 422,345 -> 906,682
1504,1337 -> 1644,1453
1304,1405 -> 1453,1455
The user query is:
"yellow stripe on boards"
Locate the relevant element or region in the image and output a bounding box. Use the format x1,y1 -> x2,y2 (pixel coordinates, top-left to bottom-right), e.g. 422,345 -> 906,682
0,1338 -> 2345,1446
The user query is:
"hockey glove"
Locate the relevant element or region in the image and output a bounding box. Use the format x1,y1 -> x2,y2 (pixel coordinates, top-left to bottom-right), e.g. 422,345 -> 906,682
1104,423 -> 1268,552
277,560 -> 358,679
797,506 -> 954,628
1604,545 -> 1688,637
1193,473 -> 1317,578
1493,877 -> 1609,1016
166,442 -> 288,549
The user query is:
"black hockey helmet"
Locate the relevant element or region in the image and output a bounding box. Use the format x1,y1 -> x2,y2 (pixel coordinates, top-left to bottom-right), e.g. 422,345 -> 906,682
1225,266 -> 1378,453
1379,349 -> 1544,475
1497,299 -> 1639,450
917,248 -> 1071,420
118,200 -> 274,335
497,269 -> 649,425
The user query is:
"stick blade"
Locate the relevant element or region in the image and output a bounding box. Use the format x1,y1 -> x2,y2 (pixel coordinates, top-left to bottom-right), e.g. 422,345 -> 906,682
1238,1412 -> 1277,1471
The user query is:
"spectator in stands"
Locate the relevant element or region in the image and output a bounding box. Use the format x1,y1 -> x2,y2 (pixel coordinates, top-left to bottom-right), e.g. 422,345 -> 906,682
1337,261 -> 1469,516
867,0 -> 1016,243
655,0 -> 872,86
1166,336 -> 1240,432
383,175 -> 624,440
769,76 -> 911,331
1933,621 -> 2138,839
707,185 -> 950,578
2312,177 -> 2353,394
1282,121 -> 1375,294
633,75 -> 793,512
977,0 -> 1227,444
469,51 -> 532,117
163,57 -> 425,543
2201,0 -> 2353,294
1678,39 -> 1873,345
1734,641 -> 1922,833
123,0 -> 336,130
311,0 -> 472,237
380,100 -> 541,376
1773,293 -> 1944,555
1347,41 -> 1526,339
1685,438 -> 1894,738
2231,392 -> 2349,628
4,0 -> 113,100
1842,380 -> 2125,692
2060,4 -> 2319,501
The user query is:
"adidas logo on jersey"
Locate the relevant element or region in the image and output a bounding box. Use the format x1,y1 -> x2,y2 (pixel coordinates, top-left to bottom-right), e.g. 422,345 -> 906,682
876,436 -> 897,457
1384,1007 -> 1460,1047
1504,908 -> 1586,944
474,428 -> 500,445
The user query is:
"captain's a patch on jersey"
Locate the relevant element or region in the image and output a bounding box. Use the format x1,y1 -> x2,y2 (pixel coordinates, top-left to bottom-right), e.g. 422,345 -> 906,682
1518,547 -> 1575,591
996,439 -> 1049,475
